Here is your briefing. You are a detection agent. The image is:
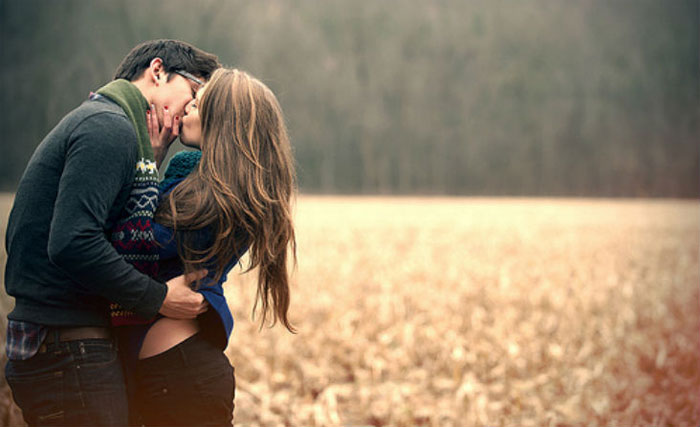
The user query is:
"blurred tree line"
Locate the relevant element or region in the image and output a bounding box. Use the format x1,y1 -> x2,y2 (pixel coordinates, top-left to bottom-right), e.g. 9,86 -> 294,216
0,0 -> 697,197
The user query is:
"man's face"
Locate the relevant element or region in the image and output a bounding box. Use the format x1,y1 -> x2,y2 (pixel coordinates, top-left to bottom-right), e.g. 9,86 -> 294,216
150,72 -> 202,131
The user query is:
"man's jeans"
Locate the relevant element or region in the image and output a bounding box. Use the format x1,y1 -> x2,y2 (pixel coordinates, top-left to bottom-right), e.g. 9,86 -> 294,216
5,336 -> 128,426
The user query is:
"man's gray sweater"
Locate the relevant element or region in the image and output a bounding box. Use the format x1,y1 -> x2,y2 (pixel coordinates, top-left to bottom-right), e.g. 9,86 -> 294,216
5,96 -> 166,327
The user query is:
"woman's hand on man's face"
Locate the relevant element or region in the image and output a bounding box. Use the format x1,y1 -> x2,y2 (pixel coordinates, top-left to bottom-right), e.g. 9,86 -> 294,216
147,104 -> 180,168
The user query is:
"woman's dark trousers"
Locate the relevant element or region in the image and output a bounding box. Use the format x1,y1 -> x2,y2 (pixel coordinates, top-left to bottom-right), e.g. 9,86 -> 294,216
135,333 -> 235,426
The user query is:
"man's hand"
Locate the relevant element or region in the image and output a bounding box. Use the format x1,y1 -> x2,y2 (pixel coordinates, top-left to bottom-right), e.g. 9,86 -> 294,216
159,270 -> 209,319
147,104 -> 180,169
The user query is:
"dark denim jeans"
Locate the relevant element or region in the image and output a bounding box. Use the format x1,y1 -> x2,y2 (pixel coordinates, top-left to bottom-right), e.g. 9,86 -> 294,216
5,336 -> 128,426
134,333 -> 235,426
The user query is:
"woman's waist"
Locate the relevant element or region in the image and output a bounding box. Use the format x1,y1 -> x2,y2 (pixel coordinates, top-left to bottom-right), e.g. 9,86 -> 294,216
139,317 -> 200,359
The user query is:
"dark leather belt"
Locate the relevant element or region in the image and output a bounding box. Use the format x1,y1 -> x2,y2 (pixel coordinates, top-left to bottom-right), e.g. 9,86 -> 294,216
43,327 -> 111,344
38,327 -> 112,354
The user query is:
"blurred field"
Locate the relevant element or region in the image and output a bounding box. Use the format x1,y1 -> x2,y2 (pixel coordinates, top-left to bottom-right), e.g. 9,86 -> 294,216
1,194 -> 699,426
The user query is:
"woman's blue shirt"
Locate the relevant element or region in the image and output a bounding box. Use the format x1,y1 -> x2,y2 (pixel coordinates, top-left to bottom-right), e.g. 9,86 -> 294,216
153,151 -> 247,349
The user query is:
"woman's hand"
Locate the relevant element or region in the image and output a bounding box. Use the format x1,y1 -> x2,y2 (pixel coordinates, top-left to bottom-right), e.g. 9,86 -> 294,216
147,104 -> 180,169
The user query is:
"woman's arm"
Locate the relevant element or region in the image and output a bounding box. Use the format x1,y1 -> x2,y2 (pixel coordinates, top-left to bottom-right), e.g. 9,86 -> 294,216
147,104 -> 180,169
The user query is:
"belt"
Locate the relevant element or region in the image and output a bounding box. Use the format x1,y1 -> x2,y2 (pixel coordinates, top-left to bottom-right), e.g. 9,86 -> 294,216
39,327 -> 111,352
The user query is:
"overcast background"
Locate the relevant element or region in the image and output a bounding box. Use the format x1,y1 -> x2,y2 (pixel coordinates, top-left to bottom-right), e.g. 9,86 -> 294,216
1,0 -> 698,197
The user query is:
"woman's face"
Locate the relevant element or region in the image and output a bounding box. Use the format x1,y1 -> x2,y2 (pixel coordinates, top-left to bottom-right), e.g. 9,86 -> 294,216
179,87 -> 204,148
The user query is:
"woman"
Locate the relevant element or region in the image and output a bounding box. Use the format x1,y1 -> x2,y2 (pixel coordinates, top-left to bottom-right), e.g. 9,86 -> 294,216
134,68 -> 296,426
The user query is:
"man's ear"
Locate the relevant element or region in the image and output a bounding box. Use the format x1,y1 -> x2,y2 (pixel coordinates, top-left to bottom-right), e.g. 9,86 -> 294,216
148,58 -> 165,85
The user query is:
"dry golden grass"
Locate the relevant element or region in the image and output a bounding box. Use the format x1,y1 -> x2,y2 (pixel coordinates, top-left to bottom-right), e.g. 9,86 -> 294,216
0,194 -> 23,426
1,195 -> 698,426
226,196 -> 699,426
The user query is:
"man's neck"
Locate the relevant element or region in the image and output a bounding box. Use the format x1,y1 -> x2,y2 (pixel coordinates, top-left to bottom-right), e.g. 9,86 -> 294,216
129,78 -> 154,106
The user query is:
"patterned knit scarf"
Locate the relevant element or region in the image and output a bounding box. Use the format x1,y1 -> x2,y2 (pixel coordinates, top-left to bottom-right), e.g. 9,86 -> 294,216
97,79 -> 160,326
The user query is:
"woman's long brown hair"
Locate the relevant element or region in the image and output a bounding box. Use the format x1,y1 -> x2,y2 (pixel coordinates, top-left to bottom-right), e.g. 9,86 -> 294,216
155,68 -> 297,332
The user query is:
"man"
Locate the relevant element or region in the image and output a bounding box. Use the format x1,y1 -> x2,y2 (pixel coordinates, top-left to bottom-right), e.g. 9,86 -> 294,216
4,40 -> 220,426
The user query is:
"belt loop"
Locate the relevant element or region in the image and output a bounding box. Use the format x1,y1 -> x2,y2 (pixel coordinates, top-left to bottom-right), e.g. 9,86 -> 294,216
178,342 -> 188,368
52,328 -> 60,346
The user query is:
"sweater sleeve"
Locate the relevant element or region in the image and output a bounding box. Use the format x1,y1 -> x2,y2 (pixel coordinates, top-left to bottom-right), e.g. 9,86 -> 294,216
47,112 -> 166,319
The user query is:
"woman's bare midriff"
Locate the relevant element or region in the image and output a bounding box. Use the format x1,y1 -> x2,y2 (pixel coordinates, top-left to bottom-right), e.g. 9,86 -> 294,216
138,317 -> 200,359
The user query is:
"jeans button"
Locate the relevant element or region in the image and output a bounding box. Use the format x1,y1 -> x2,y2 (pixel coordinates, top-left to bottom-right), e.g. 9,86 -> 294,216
162,388 -> 168,394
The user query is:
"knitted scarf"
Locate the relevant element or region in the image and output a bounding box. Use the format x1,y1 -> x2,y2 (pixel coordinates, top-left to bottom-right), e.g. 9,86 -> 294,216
160,150 -> 202,193
97,80 -> 160,326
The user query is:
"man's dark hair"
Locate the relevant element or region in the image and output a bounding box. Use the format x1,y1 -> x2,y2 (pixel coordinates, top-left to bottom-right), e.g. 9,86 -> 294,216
113,39 -> 220,81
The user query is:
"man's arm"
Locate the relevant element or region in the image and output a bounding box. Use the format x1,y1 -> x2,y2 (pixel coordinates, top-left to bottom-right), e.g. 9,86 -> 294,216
46,112 -> 203,319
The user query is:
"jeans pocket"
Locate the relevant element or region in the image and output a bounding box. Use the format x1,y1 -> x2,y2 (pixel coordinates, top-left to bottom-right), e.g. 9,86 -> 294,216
75,339 -> 118,368
135,373 -> 179,426
138,372 -> 170,401
6,362 -> 65,426
192,357 -> 235,424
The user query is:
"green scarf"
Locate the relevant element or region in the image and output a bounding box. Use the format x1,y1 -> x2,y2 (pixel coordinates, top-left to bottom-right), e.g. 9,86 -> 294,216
97,79 -> 160,326
97,79 -> 154,172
